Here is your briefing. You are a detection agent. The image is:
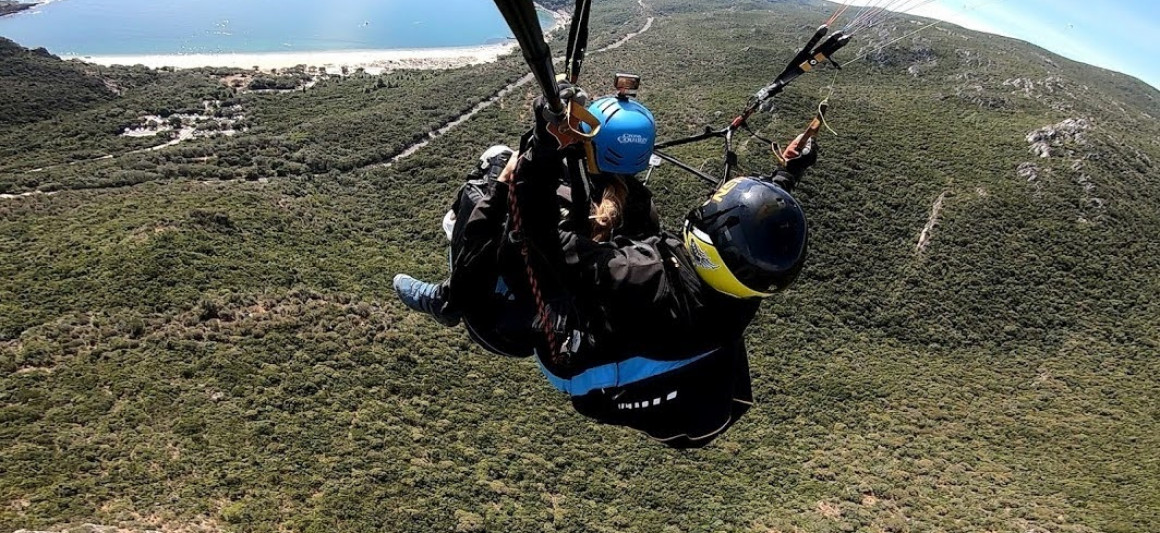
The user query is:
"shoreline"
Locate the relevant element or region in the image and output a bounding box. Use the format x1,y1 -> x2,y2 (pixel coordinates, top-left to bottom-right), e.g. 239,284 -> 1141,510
67,43 -> 522,74
65,5 -> 569,73
0,2 -> 38,18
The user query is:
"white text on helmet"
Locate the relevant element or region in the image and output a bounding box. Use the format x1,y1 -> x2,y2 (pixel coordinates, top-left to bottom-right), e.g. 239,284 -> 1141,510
617,133 -> 650,145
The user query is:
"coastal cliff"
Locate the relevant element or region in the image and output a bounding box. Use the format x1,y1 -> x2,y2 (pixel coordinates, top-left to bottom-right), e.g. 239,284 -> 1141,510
0,1 -> 36,18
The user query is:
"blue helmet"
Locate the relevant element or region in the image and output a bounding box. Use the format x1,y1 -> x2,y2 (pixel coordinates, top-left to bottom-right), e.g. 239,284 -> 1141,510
582,97 -> 656,175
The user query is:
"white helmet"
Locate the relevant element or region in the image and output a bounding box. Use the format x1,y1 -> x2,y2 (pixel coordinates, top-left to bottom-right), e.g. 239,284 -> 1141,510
479,144 -> 514,170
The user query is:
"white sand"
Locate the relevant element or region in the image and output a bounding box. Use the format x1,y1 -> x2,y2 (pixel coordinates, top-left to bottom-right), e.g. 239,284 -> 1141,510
67,43 -> 520,74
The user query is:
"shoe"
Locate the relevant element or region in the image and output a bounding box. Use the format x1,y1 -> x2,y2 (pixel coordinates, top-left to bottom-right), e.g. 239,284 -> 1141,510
393,274 -> 460,327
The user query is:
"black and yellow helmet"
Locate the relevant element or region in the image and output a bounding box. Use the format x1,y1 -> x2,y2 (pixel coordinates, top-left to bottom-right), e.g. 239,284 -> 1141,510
683,177 -> 808,298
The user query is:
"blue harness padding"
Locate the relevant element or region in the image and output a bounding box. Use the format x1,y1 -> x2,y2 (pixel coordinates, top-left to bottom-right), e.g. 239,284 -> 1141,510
537,349 -> 717,397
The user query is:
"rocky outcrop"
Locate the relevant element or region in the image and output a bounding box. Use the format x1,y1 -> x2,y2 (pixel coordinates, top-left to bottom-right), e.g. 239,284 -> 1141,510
1003,75 -> 1066,98
1016,162 -> 1040,182
1026,118 -> 1091,158
1020,118 -> 1106,221
0,2 -> 36,18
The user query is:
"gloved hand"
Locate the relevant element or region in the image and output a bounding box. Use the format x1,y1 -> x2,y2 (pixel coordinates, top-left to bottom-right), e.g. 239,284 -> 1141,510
782,135 -> 819,179
532,82 -> 590,154
771,136 -> 819,192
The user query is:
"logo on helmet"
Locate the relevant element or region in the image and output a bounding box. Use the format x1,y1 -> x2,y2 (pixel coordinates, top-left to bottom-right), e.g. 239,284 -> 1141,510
617,133 -> 650,145
688,240 -> 718,270
711,178 -> 743,203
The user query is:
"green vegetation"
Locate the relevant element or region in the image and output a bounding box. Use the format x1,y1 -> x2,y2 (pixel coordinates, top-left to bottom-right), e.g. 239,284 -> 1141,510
1,0 -> 1157,531
0,39 -> 115,126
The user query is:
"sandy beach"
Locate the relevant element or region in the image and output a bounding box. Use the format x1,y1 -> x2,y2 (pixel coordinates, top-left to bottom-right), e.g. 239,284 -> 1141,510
68,44 -> 520,74
66,5 -> 568,73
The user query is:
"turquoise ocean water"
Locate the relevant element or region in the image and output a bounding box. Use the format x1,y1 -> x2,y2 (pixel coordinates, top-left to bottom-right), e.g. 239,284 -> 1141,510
0,0 -> 554,56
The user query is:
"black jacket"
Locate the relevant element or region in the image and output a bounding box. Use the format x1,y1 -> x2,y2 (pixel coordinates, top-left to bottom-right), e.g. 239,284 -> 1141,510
445,159 -> 660,359
444,127 -> 785,446
511,144 -> 761,369
504,140 -> 760,447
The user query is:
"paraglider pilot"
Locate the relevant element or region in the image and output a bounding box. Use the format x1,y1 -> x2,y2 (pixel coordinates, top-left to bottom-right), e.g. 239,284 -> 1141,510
395,83 -> 817,447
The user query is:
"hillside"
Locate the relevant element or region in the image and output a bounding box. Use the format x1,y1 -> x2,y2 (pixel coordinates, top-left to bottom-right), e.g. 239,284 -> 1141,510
0,37 -> 117,126
1,0 -> 1158,532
